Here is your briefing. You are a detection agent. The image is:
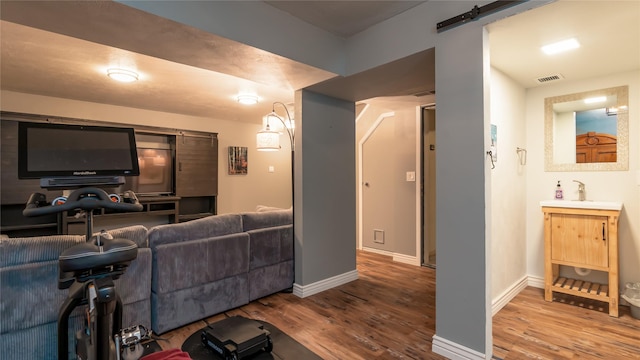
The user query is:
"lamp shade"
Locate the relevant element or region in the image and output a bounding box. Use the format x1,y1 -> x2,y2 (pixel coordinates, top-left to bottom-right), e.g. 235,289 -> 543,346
256,128 -> 280,151
263,113 -> 295,134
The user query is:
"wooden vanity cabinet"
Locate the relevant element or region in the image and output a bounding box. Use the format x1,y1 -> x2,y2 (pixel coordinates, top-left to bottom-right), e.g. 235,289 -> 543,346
542,205 -> 621,317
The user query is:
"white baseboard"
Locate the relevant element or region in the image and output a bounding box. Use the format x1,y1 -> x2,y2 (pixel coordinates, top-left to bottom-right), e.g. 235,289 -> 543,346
432,335 -> 485,360
292,270 -> 359,298
492,275 -> 528,316
362,246 -> 393,257
528,275 -> 545,289
393,253 -> 421,266
362,247 -> 421,266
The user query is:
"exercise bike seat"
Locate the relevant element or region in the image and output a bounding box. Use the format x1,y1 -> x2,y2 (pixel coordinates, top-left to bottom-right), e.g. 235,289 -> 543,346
59,236 -> 138,273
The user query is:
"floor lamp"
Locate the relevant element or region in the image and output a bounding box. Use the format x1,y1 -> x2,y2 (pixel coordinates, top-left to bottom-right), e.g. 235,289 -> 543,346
256,102 -> 295,285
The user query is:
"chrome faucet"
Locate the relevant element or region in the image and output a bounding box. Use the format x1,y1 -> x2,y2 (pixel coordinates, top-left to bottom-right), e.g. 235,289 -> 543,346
573,180 -> 586,201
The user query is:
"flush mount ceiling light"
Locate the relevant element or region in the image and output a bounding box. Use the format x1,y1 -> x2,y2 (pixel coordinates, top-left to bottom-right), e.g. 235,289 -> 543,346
541,38 -> 580,55
107,68 -> 138,83
584,96 -> 607,104
236,94 -> 259,105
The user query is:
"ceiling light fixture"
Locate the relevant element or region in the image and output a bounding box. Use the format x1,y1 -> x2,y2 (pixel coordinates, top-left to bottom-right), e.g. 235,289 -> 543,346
584,96 -> 606,104
541,38 -> 580,55
237,94 -> 259,105
107,68 -> 139,83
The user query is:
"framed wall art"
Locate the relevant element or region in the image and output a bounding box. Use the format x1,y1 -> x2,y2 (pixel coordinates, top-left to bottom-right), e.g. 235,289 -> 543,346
228,146 -> 248,175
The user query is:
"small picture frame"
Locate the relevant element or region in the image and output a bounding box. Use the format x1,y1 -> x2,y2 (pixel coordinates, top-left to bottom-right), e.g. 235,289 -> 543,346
490,124 -> 498,162
228,146 -> 248,175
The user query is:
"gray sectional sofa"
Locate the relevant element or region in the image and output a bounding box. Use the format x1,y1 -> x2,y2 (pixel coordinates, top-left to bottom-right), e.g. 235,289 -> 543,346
0,207 -> 293,359
148,208 -> 293,334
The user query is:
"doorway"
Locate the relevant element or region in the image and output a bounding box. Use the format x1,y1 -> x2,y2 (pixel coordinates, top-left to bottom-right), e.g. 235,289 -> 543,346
421,107 -> 436,267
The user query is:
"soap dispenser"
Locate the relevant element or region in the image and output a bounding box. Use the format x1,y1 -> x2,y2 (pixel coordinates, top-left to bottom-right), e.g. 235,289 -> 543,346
555,181 -> 564,200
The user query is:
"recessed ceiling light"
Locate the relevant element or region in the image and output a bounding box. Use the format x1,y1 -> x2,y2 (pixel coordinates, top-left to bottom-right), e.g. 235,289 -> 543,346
584,96 -> 606,104
107,68 -> 139,83
237,94 -> 259,105
541,38 -> 580,55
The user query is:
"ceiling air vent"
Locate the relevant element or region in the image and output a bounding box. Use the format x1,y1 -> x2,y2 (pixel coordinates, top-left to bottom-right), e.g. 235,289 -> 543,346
536,73 -> 564,84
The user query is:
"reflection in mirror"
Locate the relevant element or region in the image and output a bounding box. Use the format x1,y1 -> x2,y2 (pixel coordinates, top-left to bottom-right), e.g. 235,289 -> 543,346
545,85 -> 628,171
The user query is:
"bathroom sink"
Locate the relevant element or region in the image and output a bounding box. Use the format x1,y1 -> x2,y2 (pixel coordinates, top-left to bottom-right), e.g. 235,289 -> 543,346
540,200 -> 623,211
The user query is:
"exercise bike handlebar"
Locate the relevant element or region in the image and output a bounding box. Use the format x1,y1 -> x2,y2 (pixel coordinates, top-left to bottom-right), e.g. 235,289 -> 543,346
23,187 -> 143,217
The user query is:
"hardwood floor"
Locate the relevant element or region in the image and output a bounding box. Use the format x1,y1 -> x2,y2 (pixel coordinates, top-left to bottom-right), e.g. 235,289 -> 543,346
493,288 -> 640,359
159,251 -> 640,359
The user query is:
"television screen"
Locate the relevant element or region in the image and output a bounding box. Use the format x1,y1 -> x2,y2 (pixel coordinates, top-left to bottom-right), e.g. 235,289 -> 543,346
123,141 -> 174,196
18,122 -> 140,188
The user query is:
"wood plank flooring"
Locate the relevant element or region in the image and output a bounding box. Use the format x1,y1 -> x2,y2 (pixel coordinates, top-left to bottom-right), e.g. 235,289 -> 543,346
158,251 -> 640,359
493,288 -> 640,359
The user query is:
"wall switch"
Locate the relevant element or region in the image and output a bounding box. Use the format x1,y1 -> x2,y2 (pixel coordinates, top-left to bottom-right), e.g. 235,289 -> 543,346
406,171 -> 416,182
268,166 -> 275,173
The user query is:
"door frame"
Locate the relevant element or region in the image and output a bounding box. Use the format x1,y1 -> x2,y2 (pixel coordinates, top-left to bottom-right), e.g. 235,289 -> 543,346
421,104 -> 436,267
357,104 -> 431,267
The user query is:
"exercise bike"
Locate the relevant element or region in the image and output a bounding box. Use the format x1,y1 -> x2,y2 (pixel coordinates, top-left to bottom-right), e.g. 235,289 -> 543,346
23,187 -> 147,360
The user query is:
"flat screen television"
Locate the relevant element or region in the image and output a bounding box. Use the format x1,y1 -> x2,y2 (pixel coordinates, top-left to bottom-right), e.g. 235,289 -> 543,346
18,121 -> 140,189
122,140 -> 174,196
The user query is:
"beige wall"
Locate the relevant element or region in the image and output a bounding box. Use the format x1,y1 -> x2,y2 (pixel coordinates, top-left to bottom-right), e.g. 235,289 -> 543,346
0,90 -> 292,214
489,67 -> 528,301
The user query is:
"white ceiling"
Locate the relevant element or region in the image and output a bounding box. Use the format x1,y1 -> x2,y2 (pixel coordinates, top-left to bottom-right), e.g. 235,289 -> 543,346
487,0 -> 640,89
1,1 -> 638,125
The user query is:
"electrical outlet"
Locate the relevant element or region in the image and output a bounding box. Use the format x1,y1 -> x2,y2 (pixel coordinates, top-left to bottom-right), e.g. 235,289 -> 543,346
268,166 -> 275,173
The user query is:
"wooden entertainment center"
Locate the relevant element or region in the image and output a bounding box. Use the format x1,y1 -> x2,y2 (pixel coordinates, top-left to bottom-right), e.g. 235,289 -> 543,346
0,112 -> 218,237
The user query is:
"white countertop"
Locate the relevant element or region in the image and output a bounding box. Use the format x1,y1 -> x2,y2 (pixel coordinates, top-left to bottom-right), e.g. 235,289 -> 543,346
540,200 -> 623,211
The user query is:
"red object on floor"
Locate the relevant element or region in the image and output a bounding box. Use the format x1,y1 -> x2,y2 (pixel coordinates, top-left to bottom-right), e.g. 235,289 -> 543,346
140,348 -> 192,360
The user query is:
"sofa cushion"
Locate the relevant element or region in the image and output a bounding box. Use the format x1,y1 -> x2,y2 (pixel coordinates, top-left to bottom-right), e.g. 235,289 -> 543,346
1,260 -> 72,333
255,205 -> 290,212
0,225 -> 148,268
0,235 -> 84,268
151,274 -> 249,334
115,248 -> 152,305
107,225 -> 149,248
151,233 -> 250,294
148,214 -> 243,248
247,225 -> 293,270
241,209 -> 292,232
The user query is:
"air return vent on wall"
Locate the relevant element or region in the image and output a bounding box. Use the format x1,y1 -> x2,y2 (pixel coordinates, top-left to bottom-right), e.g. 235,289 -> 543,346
536,73 -> 564,84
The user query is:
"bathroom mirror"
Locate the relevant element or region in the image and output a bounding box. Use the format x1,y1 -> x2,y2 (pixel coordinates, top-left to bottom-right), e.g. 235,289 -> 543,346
544,85 -> 629,171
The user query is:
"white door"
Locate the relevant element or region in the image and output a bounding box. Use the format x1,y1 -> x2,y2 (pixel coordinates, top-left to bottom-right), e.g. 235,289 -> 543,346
362,117 -> 396,252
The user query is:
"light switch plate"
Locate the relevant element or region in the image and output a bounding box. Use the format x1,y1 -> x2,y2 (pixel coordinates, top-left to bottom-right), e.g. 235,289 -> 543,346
406,171 -> 416,182
268,166 -> 275,173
